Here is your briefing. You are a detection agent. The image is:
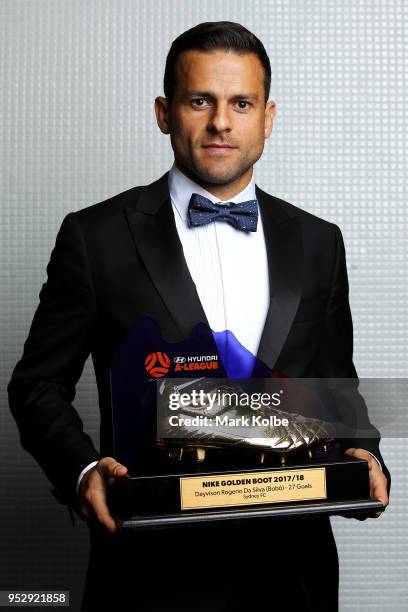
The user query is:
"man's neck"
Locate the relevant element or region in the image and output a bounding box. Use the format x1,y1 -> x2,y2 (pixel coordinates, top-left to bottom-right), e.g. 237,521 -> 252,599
174,161 -> 253,200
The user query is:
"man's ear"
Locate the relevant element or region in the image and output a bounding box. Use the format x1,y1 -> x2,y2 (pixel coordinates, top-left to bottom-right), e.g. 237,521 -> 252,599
264,100 -> 276,140
155,96 -> 171,134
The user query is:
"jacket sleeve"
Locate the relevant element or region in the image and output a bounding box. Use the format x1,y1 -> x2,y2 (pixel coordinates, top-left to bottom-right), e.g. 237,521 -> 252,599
317,224 -> 391,496
7,212 -> 101,509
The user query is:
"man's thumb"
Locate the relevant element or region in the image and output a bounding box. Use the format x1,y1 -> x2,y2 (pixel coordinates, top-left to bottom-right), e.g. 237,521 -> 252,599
97,457 -> 128,480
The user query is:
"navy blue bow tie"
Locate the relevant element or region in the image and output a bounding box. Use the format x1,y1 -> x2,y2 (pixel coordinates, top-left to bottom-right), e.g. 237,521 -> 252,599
187,193 -> 258,232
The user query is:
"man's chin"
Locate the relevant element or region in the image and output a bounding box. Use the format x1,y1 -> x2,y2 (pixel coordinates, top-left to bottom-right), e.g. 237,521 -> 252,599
193,165 -> 243,186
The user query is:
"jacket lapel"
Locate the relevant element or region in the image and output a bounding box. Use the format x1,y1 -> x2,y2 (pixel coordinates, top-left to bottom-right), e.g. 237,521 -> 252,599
255,185 -> 304,369
124,172 -> 304,370
124,171 -> 210,340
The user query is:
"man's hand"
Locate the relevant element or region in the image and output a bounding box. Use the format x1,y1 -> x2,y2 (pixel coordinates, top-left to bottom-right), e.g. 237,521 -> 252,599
344,448 -> 389,518
78,456 -> 128,533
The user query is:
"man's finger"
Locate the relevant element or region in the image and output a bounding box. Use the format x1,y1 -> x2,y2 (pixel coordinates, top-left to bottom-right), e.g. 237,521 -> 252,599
370,478 -> 389,506
370,475 -> 389,518
93,504 -> 118,533
86,487 -> 118,533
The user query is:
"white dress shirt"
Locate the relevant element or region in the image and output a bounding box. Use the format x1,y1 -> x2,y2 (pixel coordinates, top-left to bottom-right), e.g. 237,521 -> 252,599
76,162 -> 381,494
168,161 -> 270,357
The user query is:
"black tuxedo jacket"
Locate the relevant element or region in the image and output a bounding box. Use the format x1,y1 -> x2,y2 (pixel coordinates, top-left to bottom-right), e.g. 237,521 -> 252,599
7,170 -> 390,610
7,169 -> 390,501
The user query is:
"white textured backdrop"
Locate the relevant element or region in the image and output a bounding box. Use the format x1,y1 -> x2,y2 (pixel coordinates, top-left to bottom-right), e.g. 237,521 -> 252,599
1,1 -> 407,610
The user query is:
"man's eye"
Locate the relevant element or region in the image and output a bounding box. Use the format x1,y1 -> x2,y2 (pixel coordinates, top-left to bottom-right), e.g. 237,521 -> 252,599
192,98 -> 209,107
237,100 -> 250,109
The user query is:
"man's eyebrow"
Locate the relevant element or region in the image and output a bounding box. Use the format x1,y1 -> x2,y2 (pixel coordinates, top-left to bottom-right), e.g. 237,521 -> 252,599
184,90 -> 259,101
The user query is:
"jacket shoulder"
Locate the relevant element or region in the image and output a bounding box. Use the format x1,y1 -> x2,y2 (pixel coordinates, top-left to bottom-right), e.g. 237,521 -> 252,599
74,184 -> 145,220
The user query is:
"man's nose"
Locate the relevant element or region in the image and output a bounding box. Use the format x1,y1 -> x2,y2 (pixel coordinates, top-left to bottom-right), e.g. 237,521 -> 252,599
207,103 -> 232,132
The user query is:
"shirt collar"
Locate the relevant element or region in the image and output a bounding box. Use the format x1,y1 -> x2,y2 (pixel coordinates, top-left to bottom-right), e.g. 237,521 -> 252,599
168,160 -> 257,222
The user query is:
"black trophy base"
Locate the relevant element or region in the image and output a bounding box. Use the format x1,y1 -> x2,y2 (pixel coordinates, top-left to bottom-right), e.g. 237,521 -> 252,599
108,447 -> 384,531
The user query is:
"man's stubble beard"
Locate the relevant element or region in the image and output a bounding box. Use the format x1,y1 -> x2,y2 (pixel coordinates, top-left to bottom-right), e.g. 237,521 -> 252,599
174,148 -> 257,187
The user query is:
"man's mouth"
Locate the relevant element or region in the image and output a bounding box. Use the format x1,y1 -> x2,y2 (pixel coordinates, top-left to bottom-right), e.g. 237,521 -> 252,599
203,144 -> 236,154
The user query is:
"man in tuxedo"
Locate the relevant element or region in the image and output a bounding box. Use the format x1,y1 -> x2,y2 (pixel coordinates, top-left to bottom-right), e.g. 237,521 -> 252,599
8,21 -> 390,612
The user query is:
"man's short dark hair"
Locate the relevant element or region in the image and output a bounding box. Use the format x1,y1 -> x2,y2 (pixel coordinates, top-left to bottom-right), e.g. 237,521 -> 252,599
164,21 -> 272,107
